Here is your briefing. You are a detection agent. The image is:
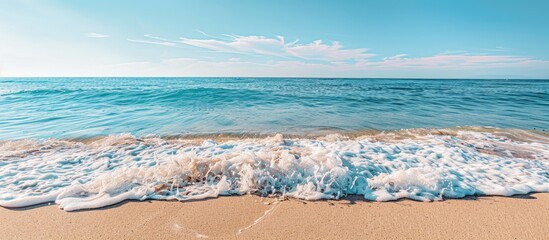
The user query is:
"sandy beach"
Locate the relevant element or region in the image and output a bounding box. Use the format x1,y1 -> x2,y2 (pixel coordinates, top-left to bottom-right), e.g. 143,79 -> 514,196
0,193 -> 547,240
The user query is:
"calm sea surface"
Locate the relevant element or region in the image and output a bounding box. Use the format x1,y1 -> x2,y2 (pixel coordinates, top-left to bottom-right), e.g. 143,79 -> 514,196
0,78 -> 548,140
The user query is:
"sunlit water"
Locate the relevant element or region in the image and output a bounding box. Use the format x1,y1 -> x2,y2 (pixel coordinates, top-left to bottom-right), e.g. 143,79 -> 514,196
0,78 -> 547,211
1,78 -> 548,139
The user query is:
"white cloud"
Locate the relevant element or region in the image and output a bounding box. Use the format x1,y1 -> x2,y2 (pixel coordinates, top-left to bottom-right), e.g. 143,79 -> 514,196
129,33 -> 374,62
129,34 -> 546,71
372,53 -> 543,69
180,35 -> 289,57
286,40 -> 374,61
95,54 -> 549,78
127,38 -> 177,47
3,30 -> 548,78
4,54 -> 548,78
87,32 -> 109,38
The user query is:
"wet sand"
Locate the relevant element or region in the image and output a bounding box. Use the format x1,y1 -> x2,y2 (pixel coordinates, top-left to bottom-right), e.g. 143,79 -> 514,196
0,194 -> 548,240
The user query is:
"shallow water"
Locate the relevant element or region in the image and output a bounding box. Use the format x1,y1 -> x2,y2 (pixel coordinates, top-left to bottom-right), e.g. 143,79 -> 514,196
0,129 -> 548,211
0,78 -> 548,211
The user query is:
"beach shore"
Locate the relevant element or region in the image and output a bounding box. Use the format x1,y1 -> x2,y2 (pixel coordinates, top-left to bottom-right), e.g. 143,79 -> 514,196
0,193 -> 547,240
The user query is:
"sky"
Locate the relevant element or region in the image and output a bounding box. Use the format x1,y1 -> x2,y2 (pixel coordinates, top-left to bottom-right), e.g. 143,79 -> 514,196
1,0 -> 548,78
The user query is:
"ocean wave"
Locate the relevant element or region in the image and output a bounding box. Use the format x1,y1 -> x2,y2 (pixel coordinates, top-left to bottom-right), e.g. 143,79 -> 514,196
0,128 -> 547,211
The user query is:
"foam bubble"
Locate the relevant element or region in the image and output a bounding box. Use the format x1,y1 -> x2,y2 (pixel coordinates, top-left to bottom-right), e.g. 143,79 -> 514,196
0,129 -> 547,211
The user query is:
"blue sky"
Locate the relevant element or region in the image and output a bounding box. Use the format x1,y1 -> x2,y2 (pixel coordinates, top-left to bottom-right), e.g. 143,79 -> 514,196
1,0 -> 548,78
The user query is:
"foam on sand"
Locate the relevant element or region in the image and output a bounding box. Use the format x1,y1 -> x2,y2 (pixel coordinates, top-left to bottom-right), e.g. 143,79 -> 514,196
0,129 -> 547,211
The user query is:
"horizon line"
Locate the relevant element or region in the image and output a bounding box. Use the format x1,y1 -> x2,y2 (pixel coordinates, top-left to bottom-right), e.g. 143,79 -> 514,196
1,76 -> 548,80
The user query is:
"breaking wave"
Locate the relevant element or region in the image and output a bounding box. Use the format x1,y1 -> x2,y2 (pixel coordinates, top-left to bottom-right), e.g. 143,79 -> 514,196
0,128 -> 548,211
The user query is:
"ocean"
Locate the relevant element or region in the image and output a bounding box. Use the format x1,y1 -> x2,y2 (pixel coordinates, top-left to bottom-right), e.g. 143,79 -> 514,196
0,78 -> 548,211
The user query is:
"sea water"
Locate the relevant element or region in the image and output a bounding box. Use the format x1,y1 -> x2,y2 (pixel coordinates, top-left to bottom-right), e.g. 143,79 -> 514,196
0,78 -> 548,211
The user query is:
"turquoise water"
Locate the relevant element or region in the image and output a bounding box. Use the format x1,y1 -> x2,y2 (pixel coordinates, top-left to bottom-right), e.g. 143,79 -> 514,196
1,78 -> 548,210
0,78 -> 548,140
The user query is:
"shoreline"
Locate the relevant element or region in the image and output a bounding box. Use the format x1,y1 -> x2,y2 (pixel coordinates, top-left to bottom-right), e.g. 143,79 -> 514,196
1,194 -> 548,239
2,126 -> 548,143
2,126 -> 548,211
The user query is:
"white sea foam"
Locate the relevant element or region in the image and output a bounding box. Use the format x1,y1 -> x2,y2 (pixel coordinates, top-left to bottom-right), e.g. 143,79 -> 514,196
0,129 -> 547,211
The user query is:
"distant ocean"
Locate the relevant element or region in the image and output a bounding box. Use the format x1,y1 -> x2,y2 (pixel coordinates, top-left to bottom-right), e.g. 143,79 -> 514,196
0,78 -> 548,211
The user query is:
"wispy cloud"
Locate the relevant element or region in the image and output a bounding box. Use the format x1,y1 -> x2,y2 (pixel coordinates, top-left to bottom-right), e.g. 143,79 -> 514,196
120,33 -> 549,78
99,52 -> 549,78
127,34 -> 179,47
180,35 -> 289,58
194,29 -> 221,39
128,33 -> 374,62
286,40 -> 374,61
86,32 -> 109,38
127,38 -> 177,47
372,53 -> 540,69
479,46 -> 513,52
